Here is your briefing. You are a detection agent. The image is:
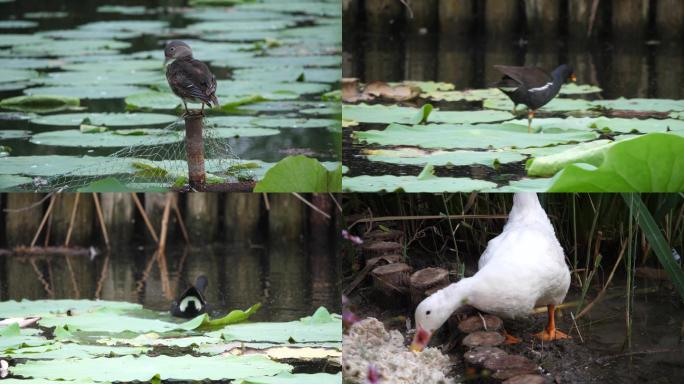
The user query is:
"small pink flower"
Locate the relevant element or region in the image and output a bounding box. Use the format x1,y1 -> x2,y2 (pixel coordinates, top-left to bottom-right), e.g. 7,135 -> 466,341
341,229 -> 363,245
366,364 -> 381,383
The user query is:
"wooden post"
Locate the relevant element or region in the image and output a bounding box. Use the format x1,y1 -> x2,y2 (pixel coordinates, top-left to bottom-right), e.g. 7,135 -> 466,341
364,0 -> 404,33
405,34 -> 438,80
224,247 -> 263,310
184,112 -> 206,191
438,0 -> 473,36
524,0 -> 560,38
186,193 -> 218,242
484,0 -> 518,37
100,193 -> 134,245
568,0 -> 594,39
655,42 -> 683,99
5,194 -> 44,246
611,0 -> 648,39
224,193 -> 262,245
364,34 -> 404,82
656,0 -> 684,39
268,194 -> 305,244
610,41 -> 648,98
407,0 -> 438,34
437,36 -> 474,89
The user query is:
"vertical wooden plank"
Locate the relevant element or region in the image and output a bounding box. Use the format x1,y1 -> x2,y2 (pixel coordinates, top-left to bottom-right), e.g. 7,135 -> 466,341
224,193 -> 262,245
51,194 -> 94,246
484,0 -> 519,37
611,0 -> 648,39
365,0 -> 404,33
655,43 -> 683,99
224,247 -> 263,310
364,34 -> 404,82
438,0 -> 473,35
100,193 -> 134,245
268,194 -> 305,243
405,34 -> 438,80
569,0 -> 593,38
437,37 -> 474,89
308,194 -> 337,309
186,193 -> 219,242
407,0 -> 438,34
5,193 -> 44,246
656,0 -> 684,39
524,0 -> 560,37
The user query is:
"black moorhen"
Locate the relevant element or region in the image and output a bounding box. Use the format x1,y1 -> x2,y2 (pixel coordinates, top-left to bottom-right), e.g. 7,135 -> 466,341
494,64 -> 576,133
170,275 -> 209,318
164,41 -> 220,115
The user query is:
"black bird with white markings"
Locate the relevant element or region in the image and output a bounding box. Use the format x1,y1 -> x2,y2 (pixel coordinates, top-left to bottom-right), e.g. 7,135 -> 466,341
494,64 -> 575,132
164,41 -> 219,115
170,275 -> 209,318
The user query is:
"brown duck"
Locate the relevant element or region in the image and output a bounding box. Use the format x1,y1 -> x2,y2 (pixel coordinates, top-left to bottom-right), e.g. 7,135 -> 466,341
164,41 -> 219,114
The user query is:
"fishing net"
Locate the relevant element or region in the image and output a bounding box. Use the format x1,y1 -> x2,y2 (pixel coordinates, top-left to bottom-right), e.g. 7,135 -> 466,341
29,116 -> 254,192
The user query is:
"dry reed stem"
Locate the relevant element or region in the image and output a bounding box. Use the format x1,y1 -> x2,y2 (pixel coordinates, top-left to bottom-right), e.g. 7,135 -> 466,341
30,195 -> 56,248
131,193 -> 159,243
64,193 -> 81,247
92,193 -> 110,249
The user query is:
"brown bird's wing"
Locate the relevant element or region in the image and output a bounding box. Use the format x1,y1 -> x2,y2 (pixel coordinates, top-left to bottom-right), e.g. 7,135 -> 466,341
168,59 -> 218,105
493,65 -> 552,88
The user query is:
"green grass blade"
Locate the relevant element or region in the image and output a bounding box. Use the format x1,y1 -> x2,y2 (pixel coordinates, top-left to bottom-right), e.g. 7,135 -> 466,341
622,193 -> 684,300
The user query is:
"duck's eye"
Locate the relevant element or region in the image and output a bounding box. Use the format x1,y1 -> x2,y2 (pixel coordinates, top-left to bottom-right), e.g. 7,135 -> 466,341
426,310 -> 431,316
170,47 -> 175,51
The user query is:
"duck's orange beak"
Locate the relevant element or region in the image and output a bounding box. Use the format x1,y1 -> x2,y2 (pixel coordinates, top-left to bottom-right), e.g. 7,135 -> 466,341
570,73 -> 577,82
409,326 -> 431,352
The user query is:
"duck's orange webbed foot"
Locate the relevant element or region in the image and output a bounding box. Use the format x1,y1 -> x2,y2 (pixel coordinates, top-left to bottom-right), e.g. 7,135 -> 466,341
503,329 -> 521,344
534,328 -> 570,342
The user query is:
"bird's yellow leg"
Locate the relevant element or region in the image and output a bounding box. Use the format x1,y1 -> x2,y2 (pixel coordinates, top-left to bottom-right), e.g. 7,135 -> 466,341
527,110 -> 535,133
534,304 -> 570,341
201,103 -> 205,115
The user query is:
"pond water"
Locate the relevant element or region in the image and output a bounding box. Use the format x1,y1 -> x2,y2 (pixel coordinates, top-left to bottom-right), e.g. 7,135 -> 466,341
0,0 -> 341,190
0,239 -> 340,322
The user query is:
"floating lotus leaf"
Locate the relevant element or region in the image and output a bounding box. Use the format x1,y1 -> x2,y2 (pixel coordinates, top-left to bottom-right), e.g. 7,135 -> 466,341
0,324 -> 51,351
215,80 -> 330,99
390,81 -> 454,93
237,1 -> 341,17
526,140 -> 615,177
23,11 -> 69,18
253,156 -> 341,192
0,175 -> 33,189
224,55 -> 340,69
11,355 -> 291,382
32,71 -> 160,86
342,175 -> 497,192
78,20 -> 168,32
0,58 -> 64,69
232,67 -> 339,83
38,28 -> 139,40
429,110 -> 515,124
184,9 -> 286,21
559,83 -> 602,95
0,20 -> 38,28
203,30 -> 281,42
25,85 -> 148,99
487,177 -> 554,192
548,133 -> 684,192
31,112 -> 177,127
12,39 -> 130,57
252,118 -> 338,129
0,155 -> 133,176
364,148 -> 525,168
125,92 -> 180,110
62,59 -> 163,72
342,104 -> 430,125
239,373 -> 342,384
421,88 -> 505,102
0,69 -> 38,83
0,130 -> 31,139
211,127 -> 280,138
0,34 -> 46,47
6,342 -> 150,359
593,98 -> 684,112
98,334 -> 220,348
188,19 -> 296,33
484,97 -> 594,112
221,307 -> 342,343
30,129 -> 182,148
356,123 -> 599,150
0,81 -> 30,91
507,117 -> 596,132
0,95 -> 80,113
0,299 -> 142,318
96,5 -> 150,15
590,117 -> 684,133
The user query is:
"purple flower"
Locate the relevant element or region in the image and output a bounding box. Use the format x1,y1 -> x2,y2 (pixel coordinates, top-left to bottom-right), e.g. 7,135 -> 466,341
341,229 -> 363,245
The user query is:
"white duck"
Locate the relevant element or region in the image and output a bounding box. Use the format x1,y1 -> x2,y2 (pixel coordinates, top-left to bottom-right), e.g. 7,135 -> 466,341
411,193 -> 571,351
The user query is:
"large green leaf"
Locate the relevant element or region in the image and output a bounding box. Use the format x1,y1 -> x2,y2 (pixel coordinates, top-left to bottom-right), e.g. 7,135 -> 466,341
125,91 -> 180,110
254,156 -> 341,192
593,98 -> 684,112
11,39 -> 130,57
31,129 -> 182,148
31,112 -> 177,127
364,147 -> 525,168
484,97 -> 594,112
342,174 -> 497,192
0,95 -> 79,113
355,123 -> 598,150
0,299 -> 141,318
548,133 -> 684,192
526,140 -> 614,177
591,117 -> 684,133
25,85 -> 148,100
6,342 -> 150,359
0,69 -> 38,83
12,355 -> 291,382
32,71 -> 160,86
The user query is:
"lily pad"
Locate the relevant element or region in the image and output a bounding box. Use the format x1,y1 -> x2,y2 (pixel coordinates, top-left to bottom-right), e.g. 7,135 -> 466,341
0,175 -> 33,189
355,123 -> 599,150
253,156 -> 341,192
593,98 -> 684,113
0,95 -> 80,114
11,39 -> 131,57
590,117 -> 684,133
0,34 -> 46,47
33,71 -> 160,86
0,69 -> 38,83
239,373 -> 342,384
25,85 -> 148,99
31,112 -> 177,127
62,59 -> 163,72
125,92 -> 180,110
188,19 -> 296,33
12,355 -> 291,382
78,20 -> 168,33
0,20 -> 38,29
23,11 -> 69,19
484,97 -> 594,112
421,88 -> 505,102
30,129 -> 181,148
342,103 -> 432,125
7,342 -> 150,360
215,80 -> 330,99
0,299 -> 141,318
232,67 -> 340,84
548,133 -> 684,192
0,130 -> 31,140
487,177 -> 555,192
364,148 -> 525,168
559,83 -> 602,95
0,155 -> 132,177
252,118 -> 338,129
0,58 -> 64,69
429,110 -> 515,124
342,174 -> 497,192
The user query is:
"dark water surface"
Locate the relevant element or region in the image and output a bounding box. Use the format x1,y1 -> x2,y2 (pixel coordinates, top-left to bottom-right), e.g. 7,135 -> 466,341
0,238 -> 340,322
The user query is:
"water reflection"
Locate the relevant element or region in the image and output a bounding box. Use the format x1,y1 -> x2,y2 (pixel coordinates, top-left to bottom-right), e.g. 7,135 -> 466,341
0,240 -> 340,322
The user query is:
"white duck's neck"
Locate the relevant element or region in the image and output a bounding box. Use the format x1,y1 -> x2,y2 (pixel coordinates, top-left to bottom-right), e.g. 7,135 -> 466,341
435,277 -> 475,317
505,193 -> 554,233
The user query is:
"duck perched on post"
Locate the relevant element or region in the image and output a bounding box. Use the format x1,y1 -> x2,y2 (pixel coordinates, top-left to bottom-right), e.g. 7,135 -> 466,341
170,275 -> 209,318
410,193 -> 571,352
494,64 -> 576,133
164,41 -> 219,115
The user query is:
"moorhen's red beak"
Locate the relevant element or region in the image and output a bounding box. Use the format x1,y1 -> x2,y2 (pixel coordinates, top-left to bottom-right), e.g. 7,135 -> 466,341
570,73 -> 577,82
409,326 -> 431,352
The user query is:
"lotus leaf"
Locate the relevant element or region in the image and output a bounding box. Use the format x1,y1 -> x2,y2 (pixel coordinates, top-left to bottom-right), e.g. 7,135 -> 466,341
0,69 -> 38,83
364,148 -> 525,168
240,373 -> 342,384
253,156 -> 341,192
25,85 -> 148,99
0,95 -> 79,114
593,98 -> 684,112
526,140 -> 615,177
31,112 -> 176,127
0,175 -> 33,189
548,133 -> 684,192
342,174 -> 498,192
